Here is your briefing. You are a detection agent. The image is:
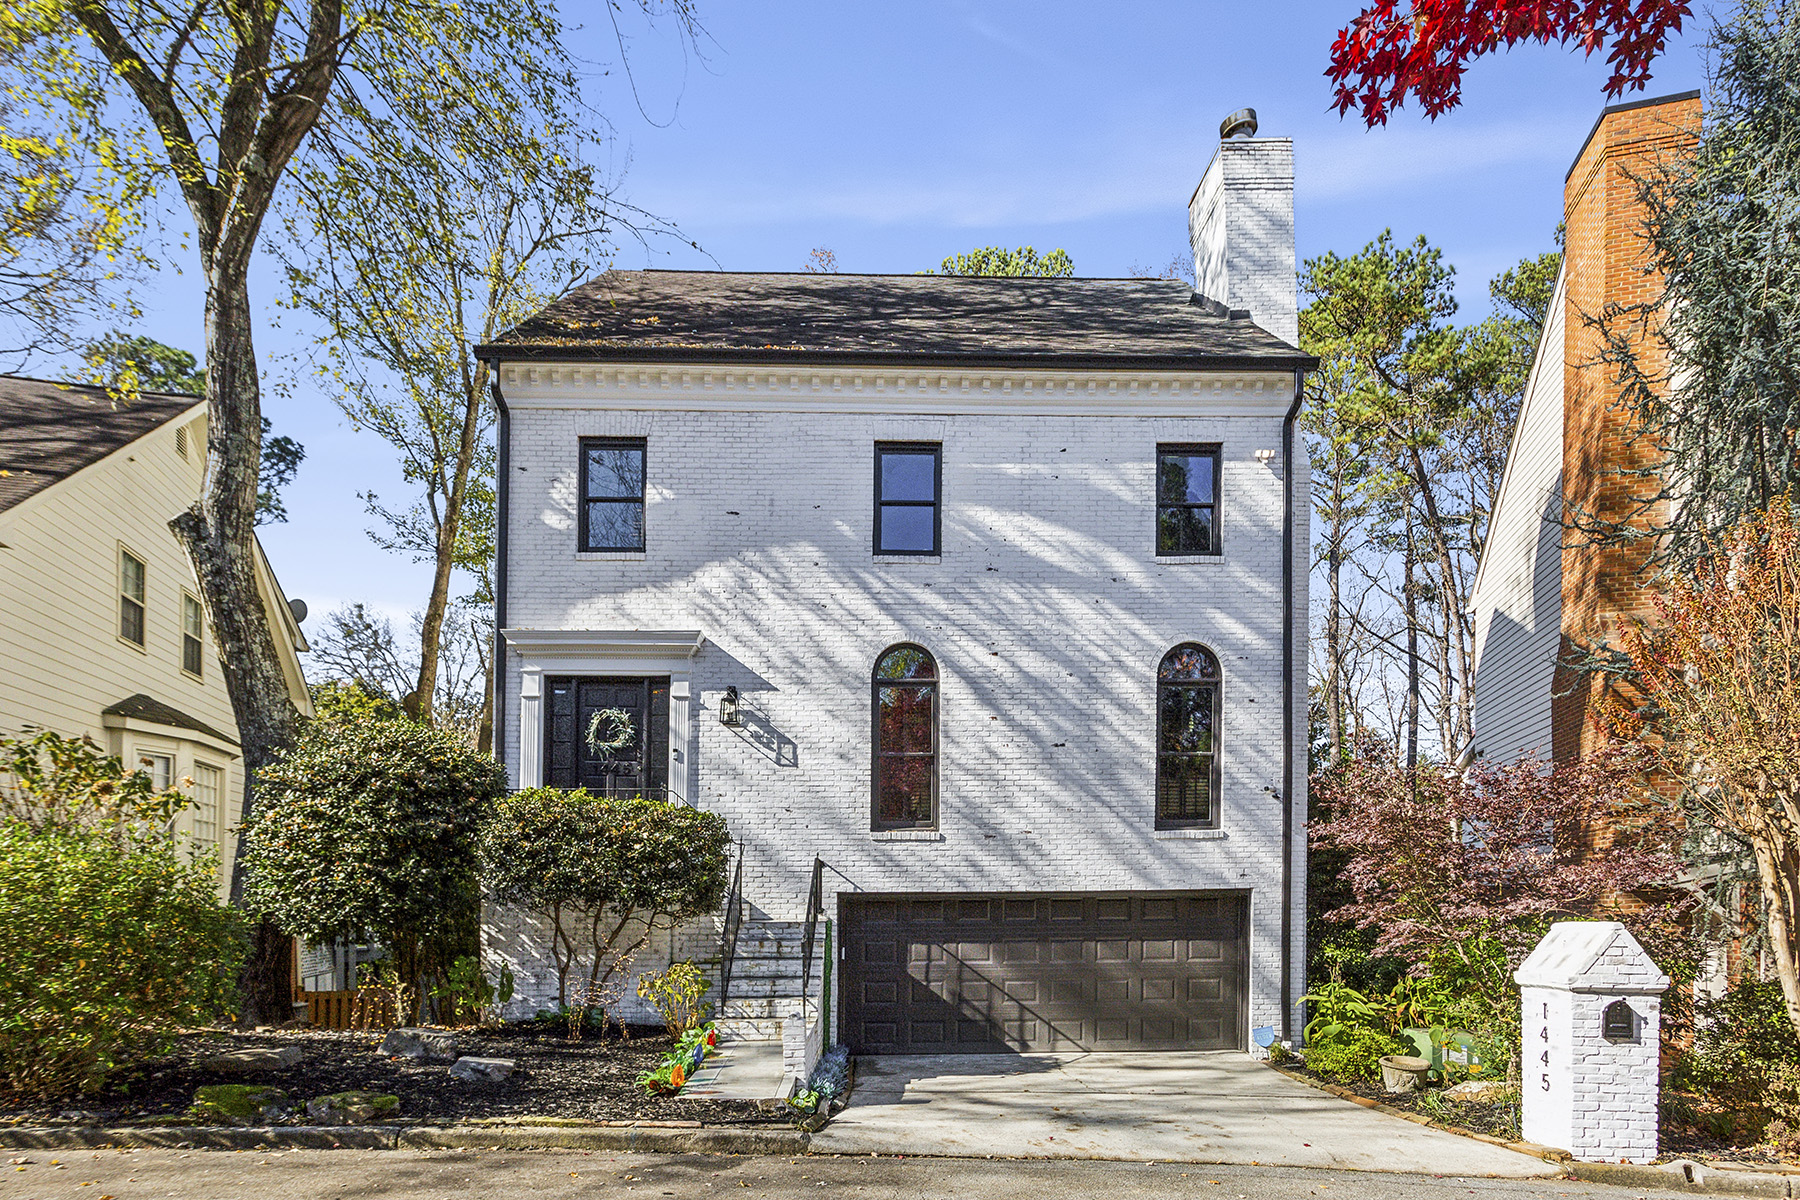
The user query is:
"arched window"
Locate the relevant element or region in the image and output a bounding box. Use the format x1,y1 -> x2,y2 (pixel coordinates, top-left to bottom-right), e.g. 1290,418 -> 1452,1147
1157,644 -> 1221,829
873,644 -> 938,830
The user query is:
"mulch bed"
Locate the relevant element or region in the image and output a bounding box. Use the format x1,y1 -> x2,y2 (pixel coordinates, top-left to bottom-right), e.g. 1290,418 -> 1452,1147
1286,1062 -> 1523,1141
0,1025 -> 788,1128
1659,1091 -> 1799,1169
1291,1063 -> 1800,1170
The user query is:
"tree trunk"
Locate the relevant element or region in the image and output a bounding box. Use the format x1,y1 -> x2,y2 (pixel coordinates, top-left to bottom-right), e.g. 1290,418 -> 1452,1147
411,366 -> 488,724
1404,506 -> 1421,771
1325,459 -> 1346,765
1403,440 -> 1475,758
170,265 -> 304,1024
1753,829 -> 1800,1041
478,621 -> 496,755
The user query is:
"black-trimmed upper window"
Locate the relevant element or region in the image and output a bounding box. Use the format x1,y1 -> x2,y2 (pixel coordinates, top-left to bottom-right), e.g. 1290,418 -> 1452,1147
1157,444 -> 1221,556
1157,643 -> 1221,829
580,438 -> 646,552
873,644 -> 938,829
875,443 -> 941,556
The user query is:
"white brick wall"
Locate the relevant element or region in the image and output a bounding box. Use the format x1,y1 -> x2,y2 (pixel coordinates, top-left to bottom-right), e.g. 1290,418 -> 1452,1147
1190,138 -> 1299,347
1517,922 -> 1667,1163
496,370 -> 1308,1039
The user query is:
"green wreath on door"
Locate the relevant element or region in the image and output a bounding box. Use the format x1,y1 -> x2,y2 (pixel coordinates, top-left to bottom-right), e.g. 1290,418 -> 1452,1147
584,707 -> 637,759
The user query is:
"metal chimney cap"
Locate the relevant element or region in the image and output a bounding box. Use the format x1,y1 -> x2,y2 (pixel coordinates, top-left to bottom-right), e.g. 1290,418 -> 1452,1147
1220,108 -> 1259,140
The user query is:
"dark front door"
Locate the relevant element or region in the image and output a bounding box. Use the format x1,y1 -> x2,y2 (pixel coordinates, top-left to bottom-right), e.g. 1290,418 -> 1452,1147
841,891 -> 1248,1054
545,676 -> 669,797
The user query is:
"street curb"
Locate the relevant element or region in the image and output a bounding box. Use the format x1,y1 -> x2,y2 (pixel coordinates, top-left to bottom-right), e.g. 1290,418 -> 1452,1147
1567,1160 -> 1800,1196
0,1123 -> 810,1155
1267,1064 -> 1800,1195
400,1125 -> 809,1154
1265,1063 -> 1568,1163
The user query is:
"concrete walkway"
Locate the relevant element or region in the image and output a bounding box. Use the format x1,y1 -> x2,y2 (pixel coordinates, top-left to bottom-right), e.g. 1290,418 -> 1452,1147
679,1039 -> 789,1101
811,1052 -> 1560,1177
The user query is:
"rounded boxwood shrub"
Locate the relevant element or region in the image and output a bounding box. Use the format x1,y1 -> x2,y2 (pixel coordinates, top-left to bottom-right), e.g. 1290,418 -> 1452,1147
241,716 -> 506,1012
481,788 -> 730,1011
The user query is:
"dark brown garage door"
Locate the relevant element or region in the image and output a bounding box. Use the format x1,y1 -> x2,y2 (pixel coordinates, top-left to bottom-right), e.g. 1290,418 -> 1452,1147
840,891 -> 1247,1054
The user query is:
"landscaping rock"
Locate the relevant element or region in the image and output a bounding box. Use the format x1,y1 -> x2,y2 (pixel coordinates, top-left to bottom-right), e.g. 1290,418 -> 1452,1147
378,1028 -> 458,1062
188,1085 -> 292,1126
305,1090 -> 400,1124
200,1046 -> 303,1074
449,1056 -> 516,1083
1444,1079 -> 1513,1103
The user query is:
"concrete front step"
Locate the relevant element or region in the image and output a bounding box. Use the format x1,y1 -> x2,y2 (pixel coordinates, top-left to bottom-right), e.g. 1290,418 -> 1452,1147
729,956 -> 811,980
726,977 -> 813,999
729,940 -> 806,958
721,997 -> 806,1020
714,1016 -> 787,1041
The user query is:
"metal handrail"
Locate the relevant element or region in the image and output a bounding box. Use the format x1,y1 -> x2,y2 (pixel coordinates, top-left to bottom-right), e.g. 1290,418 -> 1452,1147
719,847 -> 746,1005
800,856 -> 825,989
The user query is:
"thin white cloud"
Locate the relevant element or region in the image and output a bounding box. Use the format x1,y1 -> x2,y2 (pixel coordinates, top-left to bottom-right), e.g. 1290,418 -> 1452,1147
625,105 -> 1601,234
961,13 -> 1067,69
1300,115 -> 1596,202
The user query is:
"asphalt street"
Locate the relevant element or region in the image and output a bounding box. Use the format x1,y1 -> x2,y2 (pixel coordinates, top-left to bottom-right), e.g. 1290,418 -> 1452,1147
0,1149 -> 1697,1200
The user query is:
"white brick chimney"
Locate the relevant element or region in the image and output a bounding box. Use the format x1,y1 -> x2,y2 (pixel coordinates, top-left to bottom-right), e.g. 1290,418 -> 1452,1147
1188,113 -> 1298,347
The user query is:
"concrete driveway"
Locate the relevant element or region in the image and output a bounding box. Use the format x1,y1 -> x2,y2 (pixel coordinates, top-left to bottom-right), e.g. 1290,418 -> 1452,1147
810,1052 -> 1560,1177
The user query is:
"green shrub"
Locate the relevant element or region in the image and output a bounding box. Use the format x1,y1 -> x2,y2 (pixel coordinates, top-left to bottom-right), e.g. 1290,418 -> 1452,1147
0,731 -> 243,1099
240,716 -> 506,1016
1306,1028 -> 1405,1081
430,956 -> 515,1027
1673,980 -> 1800,1115
1301,979 -> 1381,1043
480,788 -> 729,1010
637,960 -> 713,1036
0,822 -> 243,1097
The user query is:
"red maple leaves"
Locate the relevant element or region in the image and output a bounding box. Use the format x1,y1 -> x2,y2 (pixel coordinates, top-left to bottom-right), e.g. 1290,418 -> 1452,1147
1329,0 -> 1693,125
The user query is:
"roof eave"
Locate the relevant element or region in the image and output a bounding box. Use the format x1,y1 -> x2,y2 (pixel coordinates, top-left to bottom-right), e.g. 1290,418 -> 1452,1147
473,343 -> 1318,373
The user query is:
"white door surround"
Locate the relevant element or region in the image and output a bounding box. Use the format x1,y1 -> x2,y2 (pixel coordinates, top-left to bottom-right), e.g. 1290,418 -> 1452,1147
501,629 -> 703,800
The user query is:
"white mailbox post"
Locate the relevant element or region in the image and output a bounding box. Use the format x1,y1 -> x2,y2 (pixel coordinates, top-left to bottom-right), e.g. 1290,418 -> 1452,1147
1514,921 -> 1669,1164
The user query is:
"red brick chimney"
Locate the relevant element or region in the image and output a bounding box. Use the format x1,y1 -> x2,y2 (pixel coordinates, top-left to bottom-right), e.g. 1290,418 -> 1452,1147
1551,91 -> 1702,763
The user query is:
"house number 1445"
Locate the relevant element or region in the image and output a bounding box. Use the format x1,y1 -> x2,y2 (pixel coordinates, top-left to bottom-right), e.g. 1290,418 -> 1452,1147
1539,1002 -> 1551,1091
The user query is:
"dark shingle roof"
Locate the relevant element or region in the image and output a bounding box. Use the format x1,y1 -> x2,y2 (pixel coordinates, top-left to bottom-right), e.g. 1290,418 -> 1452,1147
478,270 -> 1313,369
0,375 -> 199,514
102,694 -> 239,747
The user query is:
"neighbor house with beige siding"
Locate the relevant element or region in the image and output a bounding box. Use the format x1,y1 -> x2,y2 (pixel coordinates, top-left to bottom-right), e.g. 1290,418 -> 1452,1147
0,374 -> 312,895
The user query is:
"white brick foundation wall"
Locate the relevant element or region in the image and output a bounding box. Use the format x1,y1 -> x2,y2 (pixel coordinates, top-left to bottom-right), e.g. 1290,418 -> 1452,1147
494,366 -> 1310,1044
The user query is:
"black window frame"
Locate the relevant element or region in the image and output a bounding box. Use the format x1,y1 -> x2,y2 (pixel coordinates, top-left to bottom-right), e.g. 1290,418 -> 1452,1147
578,437 -> 648,553
1156,642 -> 1223,830
871,643 -> 939,831
873,442 -> 942,557
1156,443 -> 1223,557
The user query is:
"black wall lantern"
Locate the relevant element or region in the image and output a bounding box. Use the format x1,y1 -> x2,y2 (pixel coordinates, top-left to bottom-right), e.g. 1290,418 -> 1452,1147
1602,999 -> 1635,1042
720,686 -> 742,727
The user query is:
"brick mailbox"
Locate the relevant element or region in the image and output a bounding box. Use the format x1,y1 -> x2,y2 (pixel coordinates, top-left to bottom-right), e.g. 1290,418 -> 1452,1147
1514,921 -> 1669,1163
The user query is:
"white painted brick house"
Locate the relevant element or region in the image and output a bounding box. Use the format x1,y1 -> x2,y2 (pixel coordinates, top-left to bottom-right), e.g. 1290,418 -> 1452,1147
478,121 -> 1313,1058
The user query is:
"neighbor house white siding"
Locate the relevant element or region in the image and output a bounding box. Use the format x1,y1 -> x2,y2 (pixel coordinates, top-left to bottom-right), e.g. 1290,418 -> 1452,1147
493,365 -> 1309,1035
1470,266 -> 1567,764
0,407 -> 310,896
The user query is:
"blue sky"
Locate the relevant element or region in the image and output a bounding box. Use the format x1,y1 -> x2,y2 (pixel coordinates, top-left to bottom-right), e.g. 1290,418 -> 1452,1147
104,0 -> 1713,630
